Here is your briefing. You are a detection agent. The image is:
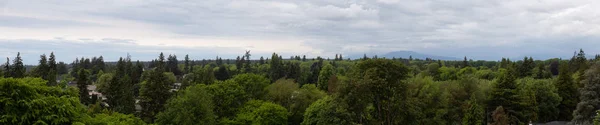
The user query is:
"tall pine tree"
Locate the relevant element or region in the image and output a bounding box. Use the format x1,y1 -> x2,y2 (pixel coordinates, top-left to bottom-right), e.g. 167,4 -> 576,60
140,53 -> 173,123
12,52 -> 25,78
487,68 -> 523,124
106,57 -> 135,114
48,52 -> 57,86
77,69 -> 90,104
572,62 -> 600,124
555,62 -> 578,121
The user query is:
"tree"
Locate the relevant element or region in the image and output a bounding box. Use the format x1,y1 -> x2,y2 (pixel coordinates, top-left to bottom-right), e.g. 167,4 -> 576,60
140,53 -> 174,123
0,77 -> 86,124
489,106 -> 509,125
184,54 -> 191,74
517,57 -> 535,78
270,53 -> 285,81
215,65 -> 230,81
77,69 -> 90,105
463,56 -> 470,67
12,52 -> 25,78
3,57 -> 9,77
338,59 -> 411,124
487,68 -> 523,124
264,81 -> 328,125
572,62 -> 600,124
57,61 -> 68,75
302,96 -> 352,125
84,111 -> 147,125
105,57 -> 135,114
230,73 -> 270,100
204,80 -> 249,120
166,54 -> 182,76
232,100 -> 288,125
155,84 -> 216,125
259,56 -> 265,64
462,98 -> 484,125
33,54 -> 49,79
317,63 -> 335,91
553,62 -> 579,121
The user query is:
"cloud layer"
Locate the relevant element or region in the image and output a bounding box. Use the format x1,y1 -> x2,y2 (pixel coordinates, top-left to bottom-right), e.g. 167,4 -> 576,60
1,0 -> 600,64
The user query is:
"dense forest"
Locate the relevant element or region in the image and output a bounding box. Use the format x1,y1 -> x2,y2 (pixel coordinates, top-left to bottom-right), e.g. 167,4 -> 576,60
2,49 -> 600,125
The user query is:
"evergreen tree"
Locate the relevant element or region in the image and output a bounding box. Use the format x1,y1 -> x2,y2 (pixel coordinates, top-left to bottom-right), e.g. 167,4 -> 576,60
12,52 -> 25,78
34,54 -> 49,80
77,69 -> 90,105
269,53 -> 285,82
48,52 -> 57,86
555,62 -> 578,121
462,98 -> 484,125
302,55 -> 307,62
106,57 -> 135,114
259,56 -> 265,64
140,52 -> 173,123
184,54 -> 190,74
215,65 -> 230,81
487,68 -> 523,124
57,62 -> 68,75
166,54 -> 182,76
572,62 -> 600,124
3,57 -> 9,77
463,56 -> 469,67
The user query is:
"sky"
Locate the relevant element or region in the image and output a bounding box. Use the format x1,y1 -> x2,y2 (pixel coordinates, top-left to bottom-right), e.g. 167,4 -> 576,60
1,0 -> 600,64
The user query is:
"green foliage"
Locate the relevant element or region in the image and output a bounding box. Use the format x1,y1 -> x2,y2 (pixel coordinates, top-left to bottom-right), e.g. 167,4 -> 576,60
269,53 -> 285,82
11,52 -> 25,78
205,80 -> 248,119
516,78 -> 561,122
337,59 -> 411,124
462,98 -> 484,125
84,111 -> 146,125
301,96 -> 351,125
156,84 -> 216,125
0,77 -> 86,124
230,73 -> 270,100
232,100 -> 289,125
266,80 -> 327,124
77,69 -> 90,105
105,58 -> 135,114
317,63 -> 335,91
95,73 -> 113,94
439,66 -> 459,81
555,62 -> 578,121
487,68 -> 523,124
573,62 -> 600,124
140,53 -> 173,123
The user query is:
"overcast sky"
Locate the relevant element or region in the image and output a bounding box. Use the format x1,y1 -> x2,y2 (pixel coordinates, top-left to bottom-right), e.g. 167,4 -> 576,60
1,0 -> 600,64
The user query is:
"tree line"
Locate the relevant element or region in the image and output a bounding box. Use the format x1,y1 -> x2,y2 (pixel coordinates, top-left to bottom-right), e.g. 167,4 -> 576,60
2,49 -> 600,124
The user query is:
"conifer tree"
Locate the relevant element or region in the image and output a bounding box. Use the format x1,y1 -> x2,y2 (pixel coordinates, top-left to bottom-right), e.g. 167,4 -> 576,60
555,63 -> 578,120
48,52 -> 57,86
3,57 -> 9,77
34,54 -> 49,79
487,68 -> 523,124
12,52 -> 25,78
106,57 -> 135,114
184,54 -> 190,74
572,62 -> 600,124
259,56 -> 265,64
140,52 -> 173,123
77,69 -> 90,105
302,55 -> 307,61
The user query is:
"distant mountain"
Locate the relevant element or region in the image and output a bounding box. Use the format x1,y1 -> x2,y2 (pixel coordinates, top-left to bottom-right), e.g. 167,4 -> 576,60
381,51 -> 461,60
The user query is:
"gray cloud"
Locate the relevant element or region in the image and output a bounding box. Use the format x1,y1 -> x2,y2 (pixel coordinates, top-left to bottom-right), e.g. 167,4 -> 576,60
1,0 -> 600,61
